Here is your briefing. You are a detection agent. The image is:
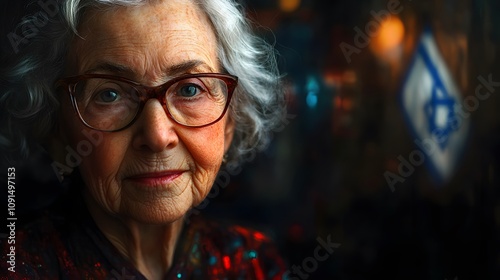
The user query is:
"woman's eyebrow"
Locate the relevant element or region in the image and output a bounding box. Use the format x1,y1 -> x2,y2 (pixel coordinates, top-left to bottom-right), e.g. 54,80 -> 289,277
85,62 -> 133,75
166,60 -> 215,76
84,60 -> 215,77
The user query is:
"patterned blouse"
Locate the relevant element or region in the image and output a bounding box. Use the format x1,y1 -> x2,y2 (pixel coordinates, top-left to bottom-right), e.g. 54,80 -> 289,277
0,197 -> 286,279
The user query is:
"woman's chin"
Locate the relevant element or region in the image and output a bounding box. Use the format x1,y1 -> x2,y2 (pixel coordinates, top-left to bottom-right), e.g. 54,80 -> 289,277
120,200 -> 191,225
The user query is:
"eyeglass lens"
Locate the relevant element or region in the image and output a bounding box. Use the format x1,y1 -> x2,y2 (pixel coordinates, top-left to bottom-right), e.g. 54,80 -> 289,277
72,76 -> 230,131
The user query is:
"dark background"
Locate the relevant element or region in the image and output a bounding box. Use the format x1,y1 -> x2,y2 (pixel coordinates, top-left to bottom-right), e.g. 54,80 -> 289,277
2,0 -> 500,279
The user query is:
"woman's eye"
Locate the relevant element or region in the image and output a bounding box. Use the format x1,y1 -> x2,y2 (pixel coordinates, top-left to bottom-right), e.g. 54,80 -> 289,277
97,90 -> 119,103
178,84 -> 203,98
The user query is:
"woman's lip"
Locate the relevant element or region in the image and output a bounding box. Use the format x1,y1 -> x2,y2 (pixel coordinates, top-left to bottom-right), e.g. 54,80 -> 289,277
126,171 -> 185,186
128,171 -> 185,179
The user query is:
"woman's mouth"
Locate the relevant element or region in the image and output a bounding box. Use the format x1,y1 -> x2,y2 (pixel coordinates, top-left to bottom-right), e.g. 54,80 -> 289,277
126,171 -> 185,186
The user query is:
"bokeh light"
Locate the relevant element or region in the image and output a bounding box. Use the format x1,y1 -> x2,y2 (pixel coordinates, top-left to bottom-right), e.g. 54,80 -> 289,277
371,16 -> 405,56
279,0 -> 301,13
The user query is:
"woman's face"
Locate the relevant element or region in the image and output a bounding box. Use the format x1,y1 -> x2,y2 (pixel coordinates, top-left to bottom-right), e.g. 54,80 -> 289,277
59,0 -> 234,224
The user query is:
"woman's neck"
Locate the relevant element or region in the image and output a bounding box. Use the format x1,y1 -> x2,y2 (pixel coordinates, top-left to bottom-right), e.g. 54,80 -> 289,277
83,190 -> 184,280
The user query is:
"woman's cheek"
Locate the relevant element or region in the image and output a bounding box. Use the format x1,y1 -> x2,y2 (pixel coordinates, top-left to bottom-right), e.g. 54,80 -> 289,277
185,127 -> 226,204
82,168 -> 121,213
76,133 -> 127,214
190,166 -> 215,205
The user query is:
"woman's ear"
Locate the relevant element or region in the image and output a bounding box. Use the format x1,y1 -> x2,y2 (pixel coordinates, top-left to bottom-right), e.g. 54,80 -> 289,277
224,116 -> 235,153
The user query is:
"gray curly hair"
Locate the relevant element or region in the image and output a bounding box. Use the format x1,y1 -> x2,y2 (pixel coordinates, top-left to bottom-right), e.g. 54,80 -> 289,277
0,0 -> 285,165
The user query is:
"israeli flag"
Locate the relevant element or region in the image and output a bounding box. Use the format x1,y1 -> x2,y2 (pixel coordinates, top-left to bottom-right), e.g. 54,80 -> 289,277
399,28 -> 469,185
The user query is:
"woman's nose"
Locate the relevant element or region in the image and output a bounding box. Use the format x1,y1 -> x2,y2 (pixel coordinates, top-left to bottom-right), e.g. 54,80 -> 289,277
131,99 -> 179,152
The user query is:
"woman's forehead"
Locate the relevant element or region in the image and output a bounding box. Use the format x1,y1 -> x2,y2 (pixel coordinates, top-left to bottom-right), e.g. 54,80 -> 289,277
81,1 -> 209,37
68,0 -> 218,80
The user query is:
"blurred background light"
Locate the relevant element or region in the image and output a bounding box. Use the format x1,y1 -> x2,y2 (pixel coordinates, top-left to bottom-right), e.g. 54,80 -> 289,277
371,16 -> 405,58
279,0 -> 301,13
305,75 -> 320,109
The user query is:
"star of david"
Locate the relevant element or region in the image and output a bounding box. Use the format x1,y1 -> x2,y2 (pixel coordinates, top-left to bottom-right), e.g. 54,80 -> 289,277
424,83 -> 457,150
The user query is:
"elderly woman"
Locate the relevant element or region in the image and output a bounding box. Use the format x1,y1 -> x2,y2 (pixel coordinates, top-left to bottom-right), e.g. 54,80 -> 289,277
0,0 -> 286,279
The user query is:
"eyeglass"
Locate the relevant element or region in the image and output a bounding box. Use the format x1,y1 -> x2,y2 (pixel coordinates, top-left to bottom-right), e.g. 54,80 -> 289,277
56,73 -> 238,132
